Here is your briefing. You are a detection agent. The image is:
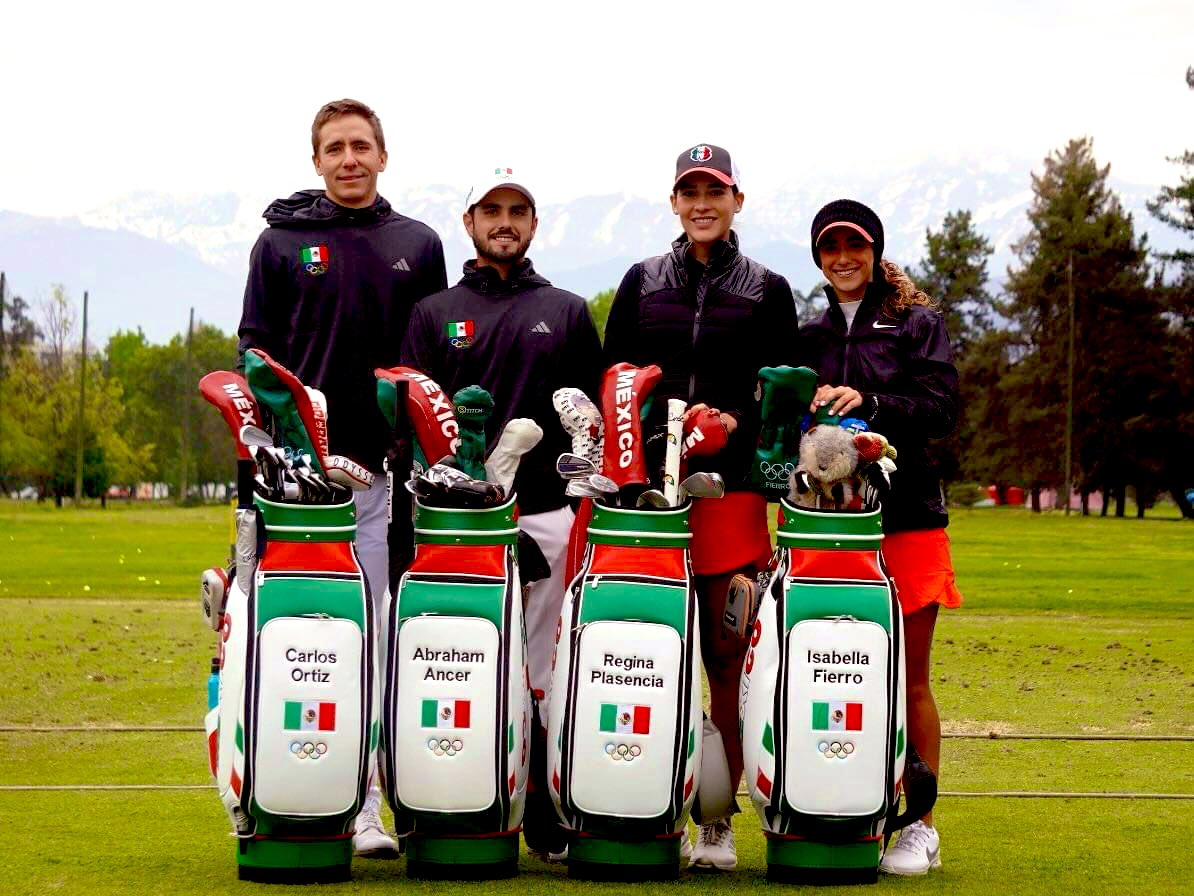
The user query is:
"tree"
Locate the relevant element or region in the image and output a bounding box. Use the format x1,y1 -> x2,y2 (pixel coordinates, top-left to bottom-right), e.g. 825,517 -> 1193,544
1004,138 -> 1160,515
1144,64 -> 1194,518
105,322 -> 239,498
792,280 -> 827,326
914,211 -> 997,491
588,289 -> 614,341
917,210 -> 996,361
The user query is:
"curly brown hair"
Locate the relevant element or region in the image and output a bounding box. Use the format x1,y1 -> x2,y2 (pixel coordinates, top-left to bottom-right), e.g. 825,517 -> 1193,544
878,259 -> 938,316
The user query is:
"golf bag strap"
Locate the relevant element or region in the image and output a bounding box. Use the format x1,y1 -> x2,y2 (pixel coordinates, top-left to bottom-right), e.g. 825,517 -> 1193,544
374,366 -> 460,467
886,742 -> 938,835
599,362 -> 663,489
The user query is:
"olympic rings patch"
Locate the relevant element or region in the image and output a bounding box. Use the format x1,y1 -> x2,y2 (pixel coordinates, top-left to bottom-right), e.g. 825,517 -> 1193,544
304,262 -> 328,276
757,461 -> 795,482
603,742 -> 643,762
449,336 -> 474,349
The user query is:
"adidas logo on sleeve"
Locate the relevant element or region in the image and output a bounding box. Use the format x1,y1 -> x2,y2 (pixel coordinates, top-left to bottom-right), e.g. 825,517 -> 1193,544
530,321 -> 552,335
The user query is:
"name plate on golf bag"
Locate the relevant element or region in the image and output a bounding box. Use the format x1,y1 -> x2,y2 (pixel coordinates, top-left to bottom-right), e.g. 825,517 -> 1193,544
784,619 -> 890,816
253,616 -> 365,816
566,621 -> 682,818
392,615 -> 501,813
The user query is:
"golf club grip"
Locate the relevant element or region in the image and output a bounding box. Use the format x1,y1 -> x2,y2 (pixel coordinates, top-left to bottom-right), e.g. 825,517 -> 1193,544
664,399 -> 685,504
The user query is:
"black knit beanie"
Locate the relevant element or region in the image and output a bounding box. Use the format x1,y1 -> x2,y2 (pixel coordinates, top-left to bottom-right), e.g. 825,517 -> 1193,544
810,199 -> 885,281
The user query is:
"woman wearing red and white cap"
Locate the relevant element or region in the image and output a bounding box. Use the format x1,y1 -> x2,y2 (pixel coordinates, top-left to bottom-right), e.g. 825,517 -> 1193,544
800,198 -> 963,876
604,144 -> 799,871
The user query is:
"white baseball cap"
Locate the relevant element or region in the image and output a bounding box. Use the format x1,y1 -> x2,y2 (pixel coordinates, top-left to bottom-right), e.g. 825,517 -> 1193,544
465,166 -> 535,211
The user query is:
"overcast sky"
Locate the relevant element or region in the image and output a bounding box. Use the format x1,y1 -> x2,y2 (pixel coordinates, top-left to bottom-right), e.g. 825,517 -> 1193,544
2,0 -> 1191,217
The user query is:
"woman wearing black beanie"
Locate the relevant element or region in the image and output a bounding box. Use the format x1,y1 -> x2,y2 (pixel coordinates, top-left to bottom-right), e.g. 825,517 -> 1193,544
799,198 -> 963,876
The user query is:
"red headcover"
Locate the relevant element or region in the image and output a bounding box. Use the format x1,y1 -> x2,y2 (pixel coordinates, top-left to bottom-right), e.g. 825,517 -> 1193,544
681,408 -> 729,460
599,362 -> 663,489
375,366 -> 460,464
198,371 -> 263,460
244,348 -> 330,461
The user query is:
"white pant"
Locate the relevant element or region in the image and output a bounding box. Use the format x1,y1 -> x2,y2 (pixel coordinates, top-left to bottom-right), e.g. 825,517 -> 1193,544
354,476 -> 390,641
519,505 -> 575,697
354,477 -> 389,798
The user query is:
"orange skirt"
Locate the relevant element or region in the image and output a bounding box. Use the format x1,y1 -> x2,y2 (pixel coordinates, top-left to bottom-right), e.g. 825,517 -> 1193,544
689,491 -> 772,576
881,528 -> 964,616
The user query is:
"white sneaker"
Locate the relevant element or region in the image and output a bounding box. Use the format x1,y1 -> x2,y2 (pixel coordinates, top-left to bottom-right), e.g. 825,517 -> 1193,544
690,819 -> 736,871
353,790 -> 400,858
880,821 -> 941,875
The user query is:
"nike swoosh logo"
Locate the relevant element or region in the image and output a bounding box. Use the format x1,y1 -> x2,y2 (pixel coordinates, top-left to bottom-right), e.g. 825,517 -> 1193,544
873,322 -> 898,329
927,846 -> 940,863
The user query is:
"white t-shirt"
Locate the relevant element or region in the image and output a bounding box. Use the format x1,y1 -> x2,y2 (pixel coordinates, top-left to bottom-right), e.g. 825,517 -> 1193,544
839,299 -> 863,333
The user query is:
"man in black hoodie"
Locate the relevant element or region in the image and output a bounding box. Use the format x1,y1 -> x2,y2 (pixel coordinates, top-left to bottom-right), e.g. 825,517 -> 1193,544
400,172 -> 601,843
238,98 -> 447,858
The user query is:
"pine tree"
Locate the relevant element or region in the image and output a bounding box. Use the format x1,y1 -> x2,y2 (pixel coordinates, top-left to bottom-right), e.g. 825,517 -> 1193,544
1005,138 -> 1159,514
1145,65 -> 1194,518
917,210 -> 996,361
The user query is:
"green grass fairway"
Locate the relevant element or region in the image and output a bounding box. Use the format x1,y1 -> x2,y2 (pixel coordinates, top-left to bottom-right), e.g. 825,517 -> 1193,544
1,501 -> 1191,894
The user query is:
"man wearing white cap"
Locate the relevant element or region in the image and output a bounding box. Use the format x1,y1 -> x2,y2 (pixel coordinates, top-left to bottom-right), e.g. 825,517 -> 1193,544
400,173 -> 601,851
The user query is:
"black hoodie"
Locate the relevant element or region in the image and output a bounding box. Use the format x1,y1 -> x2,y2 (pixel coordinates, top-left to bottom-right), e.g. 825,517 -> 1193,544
238,189 -> 447,470
400,260 -> 603,515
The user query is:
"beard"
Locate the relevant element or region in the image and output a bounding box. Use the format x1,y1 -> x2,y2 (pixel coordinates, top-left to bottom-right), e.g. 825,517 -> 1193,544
471,228 -> 532,267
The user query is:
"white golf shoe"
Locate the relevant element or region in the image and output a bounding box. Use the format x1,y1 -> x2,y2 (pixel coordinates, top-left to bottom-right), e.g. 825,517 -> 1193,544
690,818 -> 736,871
880,820 -> 941,875
353,790 -> 400,858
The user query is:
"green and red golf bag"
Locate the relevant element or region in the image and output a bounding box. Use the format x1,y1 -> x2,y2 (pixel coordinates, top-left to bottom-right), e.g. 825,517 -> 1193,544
213,495 -> 377,882
740,499 -> 906,883
199,355 -> 379,883
376,371 -> 530,880
380,497 -> 531,879
546,364 -> 703,880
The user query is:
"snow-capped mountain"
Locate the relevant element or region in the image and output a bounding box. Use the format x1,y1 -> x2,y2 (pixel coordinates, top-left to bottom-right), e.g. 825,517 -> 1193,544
2,162 -> 1180,345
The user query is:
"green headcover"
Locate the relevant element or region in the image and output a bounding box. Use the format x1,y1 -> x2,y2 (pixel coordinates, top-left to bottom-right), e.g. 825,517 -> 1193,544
453,385 -> 494,480
749,365 -> 818,496
243,350 -> 323,472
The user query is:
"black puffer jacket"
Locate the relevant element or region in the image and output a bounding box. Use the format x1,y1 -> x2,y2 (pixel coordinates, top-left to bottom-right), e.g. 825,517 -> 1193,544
238,190 -> 447,470
798,281 -> 959,533
604,233 -> 799,489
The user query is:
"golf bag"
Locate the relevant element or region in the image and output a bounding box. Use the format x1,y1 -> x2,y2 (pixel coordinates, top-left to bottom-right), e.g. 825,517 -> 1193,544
740,497 -> 912,884
546,500 -> 703,880
380,494 -> 531,879
210,494 -> 376,882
